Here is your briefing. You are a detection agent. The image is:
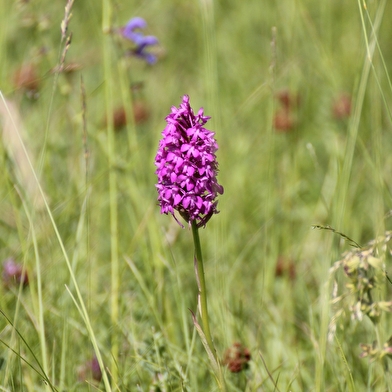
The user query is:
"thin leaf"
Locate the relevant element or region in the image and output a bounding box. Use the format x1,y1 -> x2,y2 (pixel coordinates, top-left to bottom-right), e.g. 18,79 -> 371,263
312,225 -> 361,248
189,310 -> 219,375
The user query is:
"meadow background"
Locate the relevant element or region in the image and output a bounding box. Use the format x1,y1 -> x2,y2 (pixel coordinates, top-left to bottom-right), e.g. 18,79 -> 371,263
1,0 -> 392,390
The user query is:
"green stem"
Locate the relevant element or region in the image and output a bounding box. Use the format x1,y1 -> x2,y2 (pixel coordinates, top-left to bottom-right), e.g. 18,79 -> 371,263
102,0 -> 119,385
191,221 -> 215,355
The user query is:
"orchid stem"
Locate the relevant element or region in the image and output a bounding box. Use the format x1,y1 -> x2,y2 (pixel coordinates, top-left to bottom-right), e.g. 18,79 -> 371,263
191,220 -> 216,356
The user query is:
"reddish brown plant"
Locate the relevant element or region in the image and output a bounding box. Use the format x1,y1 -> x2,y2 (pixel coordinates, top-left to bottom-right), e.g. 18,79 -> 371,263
2,258 -> 29,288
275,256 -> 296,281
332,93 -> 351,120
13,63 -> 40,96
223,342 -> 251,373
105,101 -> 150,132
273,108 -> 295,133
77,355 -> 102,383
275,89 -> 300,110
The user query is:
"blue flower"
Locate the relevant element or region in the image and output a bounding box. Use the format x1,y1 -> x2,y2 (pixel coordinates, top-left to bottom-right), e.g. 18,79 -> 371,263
121,17 -> 158,64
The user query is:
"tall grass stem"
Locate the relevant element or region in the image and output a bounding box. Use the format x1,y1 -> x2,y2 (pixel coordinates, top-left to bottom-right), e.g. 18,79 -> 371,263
102,0 -> 120,385
191,221 -> 225,390
191,221 -> 214,352
0,91 -> 112,391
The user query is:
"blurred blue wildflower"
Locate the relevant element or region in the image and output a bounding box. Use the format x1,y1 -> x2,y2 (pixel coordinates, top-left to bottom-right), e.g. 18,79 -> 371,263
121,17 -> 158,64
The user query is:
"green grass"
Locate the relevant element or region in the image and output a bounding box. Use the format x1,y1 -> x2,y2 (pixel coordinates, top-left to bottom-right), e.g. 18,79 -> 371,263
1,0 -> 392,390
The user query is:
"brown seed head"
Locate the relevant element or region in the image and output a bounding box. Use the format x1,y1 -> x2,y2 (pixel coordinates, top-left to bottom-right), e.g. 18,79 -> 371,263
13,63 -> 40,94
332,93 -> 351,120
133,101 -> 150,124
105,102 -> 150,132
2,258 -> 29,288
276,89 -> 300,110
275,256 -> 296,280
273,108 -> 295,133
77,355 -> 102,383
223,342 -> 251,373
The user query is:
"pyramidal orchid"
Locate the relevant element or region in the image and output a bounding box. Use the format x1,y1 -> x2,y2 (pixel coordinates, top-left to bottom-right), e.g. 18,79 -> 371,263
155,95 -> 225,389
155,95 -> 223,228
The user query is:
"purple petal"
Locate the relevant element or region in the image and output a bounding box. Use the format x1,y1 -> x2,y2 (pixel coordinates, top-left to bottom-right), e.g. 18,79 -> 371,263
126,17 -> 147,31
182,197 -> 190,208
142,35 -> 159,46
174,194 -> 182,206
122,17 -> 147,40
144,53 -> 157,65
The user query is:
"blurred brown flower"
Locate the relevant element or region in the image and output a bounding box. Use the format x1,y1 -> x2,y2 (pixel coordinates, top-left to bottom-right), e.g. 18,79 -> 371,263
111,107 -> 127,131
77,355 -> 102,383
104,101 -> 150,132
222,342 -> 251,373
332,93 -> 351,120
273,88 -> 300,133
13,63 -> 40,96
51,61 -> 83,75
133,101 -> 150,124
275,256 -> 296,280
275,89 -> 300,110
273,108 -> 295,133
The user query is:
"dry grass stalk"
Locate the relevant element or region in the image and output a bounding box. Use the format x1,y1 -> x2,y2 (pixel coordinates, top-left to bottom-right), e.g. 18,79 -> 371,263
0,95 -> 45,209
61,0 -> 75,40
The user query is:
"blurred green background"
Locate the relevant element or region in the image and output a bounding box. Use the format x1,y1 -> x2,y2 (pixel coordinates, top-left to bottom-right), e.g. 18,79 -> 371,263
1,0 -> 392,390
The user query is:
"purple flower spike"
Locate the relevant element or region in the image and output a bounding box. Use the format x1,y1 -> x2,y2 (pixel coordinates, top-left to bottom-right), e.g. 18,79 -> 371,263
121,17 -> 158,64
155,95 -> 224,228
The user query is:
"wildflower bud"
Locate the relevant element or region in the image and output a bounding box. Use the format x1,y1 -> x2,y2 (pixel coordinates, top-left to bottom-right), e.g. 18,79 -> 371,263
275,89 -> 300,110
133,101 -> 150,124
155,95 -> 223,228
275,256 -> 296,280
2,258 -> 29,288
378,301 -> 392,313
359,339 -> 392,361
332,93 -> 351,120
104,102 -> 150,132
383,336 -> 392,358
77,355 -> 102,383
112,107 -> 127,131
222,342 -> 251,373
13,63 -> 40,97
273,108 -> 295,133
359,343 -> 370,358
